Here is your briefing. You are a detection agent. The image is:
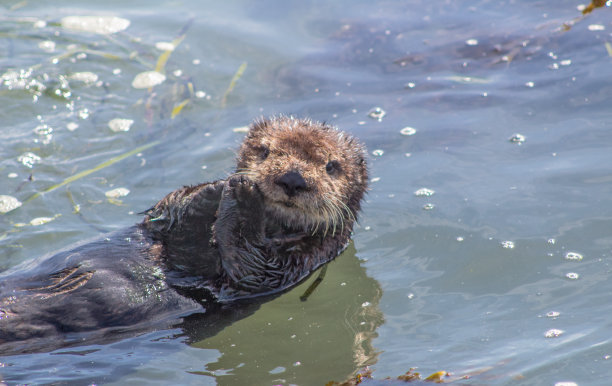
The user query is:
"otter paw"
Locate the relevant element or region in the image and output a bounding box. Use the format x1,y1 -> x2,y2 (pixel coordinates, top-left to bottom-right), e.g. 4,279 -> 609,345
228,174 -> 254,188
227,175 -> 264,211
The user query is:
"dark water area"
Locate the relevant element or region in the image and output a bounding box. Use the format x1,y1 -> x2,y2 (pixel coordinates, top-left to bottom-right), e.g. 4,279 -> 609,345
1,0 -> 612,384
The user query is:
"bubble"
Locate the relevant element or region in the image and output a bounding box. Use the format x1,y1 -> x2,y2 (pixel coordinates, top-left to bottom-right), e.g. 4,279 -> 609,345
544,329 -> 564,338
546,311 -> 560,318
465,38 -> 479,46
30,217 -> 55,226
525,81 -> 535,88
414,187 -> 435,197
77,108 -> 90,119
131,71 -> 166,89
372,149 -> 384,157
232,126 -> 249,133
0,195 -> 22,214
564,252 -> 583,261
33,124 -> 53,136
367,107 -> 386,121
66,122 -> 79,131
105,187 -> 130,198
400,126 -> 417,136
423,203 -> 435,210
456,236 -> 464,242
565,272 -> 579,280
108,118 -> 134,132
69,72 -> 99,84
588,24 -> 605,31
269,366 -> 285,374
501,240 -> 515,249
508,133 -> 526,144
38,40 -> 56,53
61,16 -> 130,35
547,238 -> 556,245
17,152 -> 41,168
155,41 -> 176,51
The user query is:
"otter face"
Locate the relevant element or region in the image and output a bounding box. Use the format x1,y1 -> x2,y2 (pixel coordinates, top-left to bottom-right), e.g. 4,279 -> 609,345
236,116 -> 368,234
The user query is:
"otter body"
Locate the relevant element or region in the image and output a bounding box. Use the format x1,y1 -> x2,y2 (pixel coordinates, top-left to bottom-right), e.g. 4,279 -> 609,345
0,117 -> 368,355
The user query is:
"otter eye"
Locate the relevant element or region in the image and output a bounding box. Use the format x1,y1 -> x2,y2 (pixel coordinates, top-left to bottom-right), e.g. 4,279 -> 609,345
326,160 -> 341,174
260,147 -> 270,160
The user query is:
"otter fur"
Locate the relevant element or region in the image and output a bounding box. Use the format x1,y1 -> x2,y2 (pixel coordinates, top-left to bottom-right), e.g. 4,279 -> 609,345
0,116 -> 368,355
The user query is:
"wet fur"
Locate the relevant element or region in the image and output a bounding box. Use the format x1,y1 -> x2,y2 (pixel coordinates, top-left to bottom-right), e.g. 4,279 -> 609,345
0,116 -> 368,355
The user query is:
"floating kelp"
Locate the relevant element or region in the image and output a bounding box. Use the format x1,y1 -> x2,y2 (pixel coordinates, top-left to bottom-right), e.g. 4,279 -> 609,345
25,140 -> 160,203
221,61 -> 247,108
582,0 -> 607,15
326,368 -> 450,385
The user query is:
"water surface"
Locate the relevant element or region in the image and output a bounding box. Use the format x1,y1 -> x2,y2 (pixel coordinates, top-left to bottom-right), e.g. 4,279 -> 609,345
1,0 -> 612,384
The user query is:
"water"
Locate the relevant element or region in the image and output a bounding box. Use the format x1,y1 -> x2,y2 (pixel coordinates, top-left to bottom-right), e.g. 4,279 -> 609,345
1,0 -> 612,384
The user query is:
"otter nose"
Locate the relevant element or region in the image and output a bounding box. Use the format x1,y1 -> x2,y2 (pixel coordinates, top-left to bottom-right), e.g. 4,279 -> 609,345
276,171 -> 307,197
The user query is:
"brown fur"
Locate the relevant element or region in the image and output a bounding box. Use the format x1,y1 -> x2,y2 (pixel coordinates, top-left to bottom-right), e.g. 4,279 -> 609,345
236,117 -> 367,235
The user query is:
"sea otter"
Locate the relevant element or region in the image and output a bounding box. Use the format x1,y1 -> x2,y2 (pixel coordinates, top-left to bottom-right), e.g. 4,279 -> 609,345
0,116 -> 368,355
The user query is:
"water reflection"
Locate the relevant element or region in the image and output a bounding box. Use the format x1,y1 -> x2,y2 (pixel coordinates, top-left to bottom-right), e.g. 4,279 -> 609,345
181,243 -> 383,385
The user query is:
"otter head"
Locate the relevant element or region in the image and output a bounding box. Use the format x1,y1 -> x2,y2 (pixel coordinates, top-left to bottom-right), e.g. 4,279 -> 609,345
236,116 -> 368,235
